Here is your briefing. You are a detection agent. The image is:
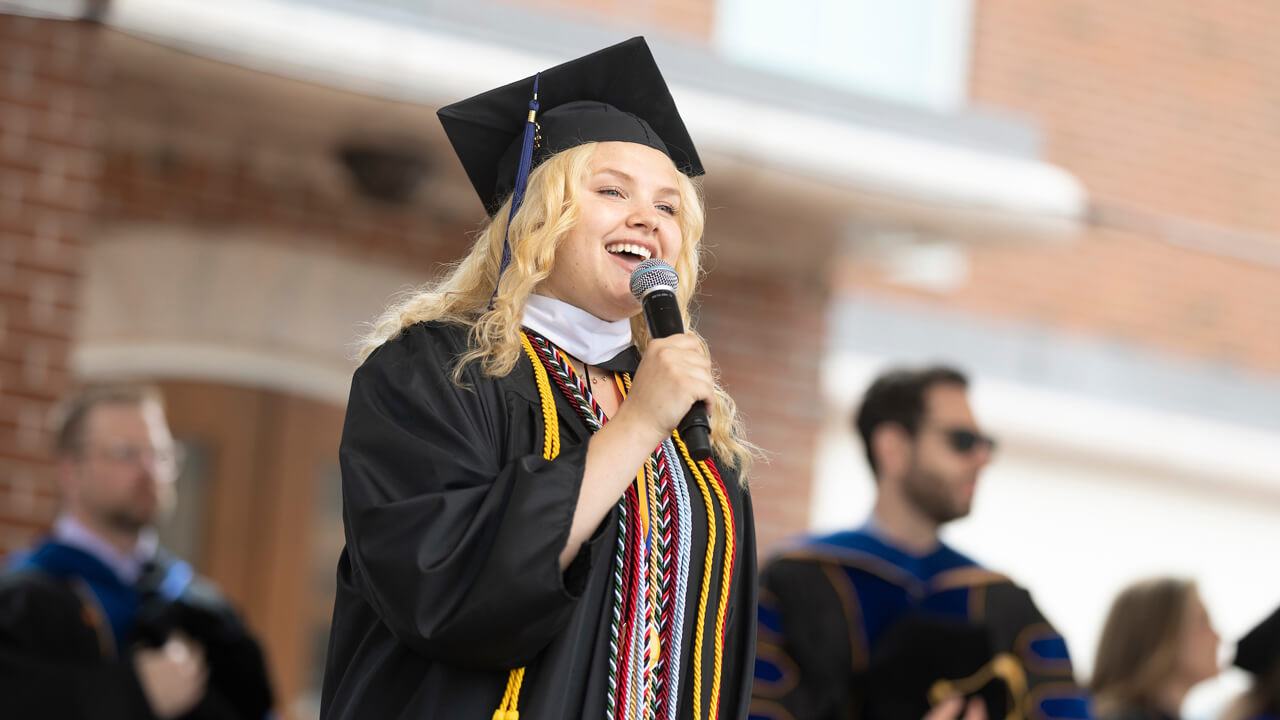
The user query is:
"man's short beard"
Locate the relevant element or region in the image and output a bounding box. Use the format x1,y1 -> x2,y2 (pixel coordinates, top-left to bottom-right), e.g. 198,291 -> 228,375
102,507 -> 151,535
902,465 -> 967,526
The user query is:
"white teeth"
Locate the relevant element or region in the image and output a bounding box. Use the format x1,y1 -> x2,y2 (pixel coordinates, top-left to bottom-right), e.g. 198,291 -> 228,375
606,243 -> 651,260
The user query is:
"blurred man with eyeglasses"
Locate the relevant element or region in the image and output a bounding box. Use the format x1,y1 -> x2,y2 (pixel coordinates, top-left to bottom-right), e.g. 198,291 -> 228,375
750,366 -> 1086,720
0,385 -> 273,720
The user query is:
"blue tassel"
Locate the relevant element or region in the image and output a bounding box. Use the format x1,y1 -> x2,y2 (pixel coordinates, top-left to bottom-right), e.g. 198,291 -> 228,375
489,73 -> 540,311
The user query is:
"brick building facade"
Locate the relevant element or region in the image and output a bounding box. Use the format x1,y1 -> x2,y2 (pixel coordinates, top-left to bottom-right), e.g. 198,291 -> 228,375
0,12 -> 102,548
854,0 -> 1280,373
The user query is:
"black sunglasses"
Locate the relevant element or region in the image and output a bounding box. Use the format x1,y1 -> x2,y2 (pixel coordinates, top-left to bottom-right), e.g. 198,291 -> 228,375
930,427 -> 997,455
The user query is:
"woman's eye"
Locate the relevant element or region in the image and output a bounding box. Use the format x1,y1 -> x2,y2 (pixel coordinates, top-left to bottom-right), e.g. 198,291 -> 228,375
599,188 -> 622,197
657,203 -> 678,216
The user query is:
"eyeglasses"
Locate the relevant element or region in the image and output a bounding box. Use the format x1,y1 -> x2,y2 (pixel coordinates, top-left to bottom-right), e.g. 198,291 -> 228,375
926,426 -> 997,455
80,443 -> 184,471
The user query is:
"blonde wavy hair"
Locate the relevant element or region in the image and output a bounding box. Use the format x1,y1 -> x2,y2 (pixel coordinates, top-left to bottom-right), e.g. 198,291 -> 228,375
359,142 -> 755,478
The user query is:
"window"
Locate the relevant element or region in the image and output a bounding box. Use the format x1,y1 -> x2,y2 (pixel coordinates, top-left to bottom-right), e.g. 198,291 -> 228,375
156,441 -> 209,568
715,0 -> 974,111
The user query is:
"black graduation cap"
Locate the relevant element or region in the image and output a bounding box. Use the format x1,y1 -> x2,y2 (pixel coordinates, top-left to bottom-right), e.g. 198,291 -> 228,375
1236,604 -> 1280,676
437,36 -> 704,216
863,616 -> 1015,720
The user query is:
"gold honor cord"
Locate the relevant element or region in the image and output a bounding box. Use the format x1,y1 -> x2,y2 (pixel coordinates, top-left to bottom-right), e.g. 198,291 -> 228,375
491,335 -> 560,720
927,652 -> 1028,720
674,436 -> 735,720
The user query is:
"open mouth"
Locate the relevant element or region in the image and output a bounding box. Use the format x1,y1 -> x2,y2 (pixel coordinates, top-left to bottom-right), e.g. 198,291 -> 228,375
605,242 -> 652,264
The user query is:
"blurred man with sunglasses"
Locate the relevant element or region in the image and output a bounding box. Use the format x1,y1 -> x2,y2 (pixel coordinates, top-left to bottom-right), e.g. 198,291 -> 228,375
750,366 -> 1086,720
0,385 -> 273,719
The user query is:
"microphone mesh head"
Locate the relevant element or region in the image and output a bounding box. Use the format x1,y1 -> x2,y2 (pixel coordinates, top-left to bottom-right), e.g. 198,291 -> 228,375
630,259 -> 679,301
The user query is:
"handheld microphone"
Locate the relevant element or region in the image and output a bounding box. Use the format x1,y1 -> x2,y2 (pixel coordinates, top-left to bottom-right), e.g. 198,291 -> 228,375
629,259 -> 713,461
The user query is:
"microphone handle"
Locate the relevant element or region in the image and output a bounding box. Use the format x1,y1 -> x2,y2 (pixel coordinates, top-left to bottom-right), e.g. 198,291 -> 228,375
642,289 -> 713,461
678,403 -> 713,461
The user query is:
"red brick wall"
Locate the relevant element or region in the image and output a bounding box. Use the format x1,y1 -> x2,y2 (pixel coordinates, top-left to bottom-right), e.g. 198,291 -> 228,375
838,0 -> 1280,378
698,267 -> 829,555
0,25 -> 481,554
838,224 -> 1280,374
98,145 -> 473,274
973,0 -> 1280,237
0,14 -> 104,553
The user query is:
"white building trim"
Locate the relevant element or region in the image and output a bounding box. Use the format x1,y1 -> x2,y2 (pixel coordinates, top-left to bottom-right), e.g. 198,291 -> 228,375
71,227 -> 423,407
73,341 -> 353,406
106,0 -> 1086,222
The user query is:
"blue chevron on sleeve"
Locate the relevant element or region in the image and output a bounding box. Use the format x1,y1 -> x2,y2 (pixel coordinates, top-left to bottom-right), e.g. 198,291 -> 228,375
757,599 -> 783,636
1029,635 -> 1071,661
1032,686 -> 1092,720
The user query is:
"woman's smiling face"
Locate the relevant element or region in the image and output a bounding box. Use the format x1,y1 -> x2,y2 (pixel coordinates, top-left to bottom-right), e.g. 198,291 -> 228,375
537,141 -> 684,322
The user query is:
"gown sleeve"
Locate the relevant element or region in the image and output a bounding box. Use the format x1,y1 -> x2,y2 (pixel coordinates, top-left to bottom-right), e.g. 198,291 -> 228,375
750,556 -> 858,720
338,324 -> 602,669
983,583 -> 1090,720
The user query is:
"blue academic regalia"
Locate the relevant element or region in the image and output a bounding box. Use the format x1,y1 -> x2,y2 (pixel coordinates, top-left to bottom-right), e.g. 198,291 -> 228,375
750,528 -> 1089,720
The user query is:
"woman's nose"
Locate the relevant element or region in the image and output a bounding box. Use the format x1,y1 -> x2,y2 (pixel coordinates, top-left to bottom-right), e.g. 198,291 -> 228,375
627,203 -> 658,231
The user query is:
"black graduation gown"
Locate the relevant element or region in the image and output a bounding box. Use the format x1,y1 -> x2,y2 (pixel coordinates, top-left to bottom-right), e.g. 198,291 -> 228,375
320,320 -> 758,720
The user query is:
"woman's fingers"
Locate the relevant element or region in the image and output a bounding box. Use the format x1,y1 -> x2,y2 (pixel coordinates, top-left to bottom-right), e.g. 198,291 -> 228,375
625,334 -> 715,434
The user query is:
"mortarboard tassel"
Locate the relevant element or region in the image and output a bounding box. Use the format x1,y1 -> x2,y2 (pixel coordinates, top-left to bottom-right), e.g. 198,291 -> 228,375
489,73 -> 541,311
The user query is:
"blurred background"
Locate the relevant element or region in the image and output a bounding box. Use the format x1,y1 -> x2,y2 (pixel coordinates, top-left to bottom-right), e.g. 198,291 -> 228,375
1,0 -> 1277,718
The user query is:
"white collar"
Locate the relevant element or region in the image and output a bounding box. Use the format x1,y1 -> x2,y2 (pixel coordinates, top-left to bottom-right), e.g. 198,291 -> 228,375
53,514 -> 157,584
522,294 -> 634,365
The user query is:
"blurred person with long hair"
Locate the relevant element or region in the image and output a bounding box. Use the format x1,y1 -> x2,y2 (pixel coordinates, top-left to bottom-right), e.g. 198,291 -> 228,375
1222,604 -> 1280,720
319,38 -> 758,720
1090,578 -> 1221,720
